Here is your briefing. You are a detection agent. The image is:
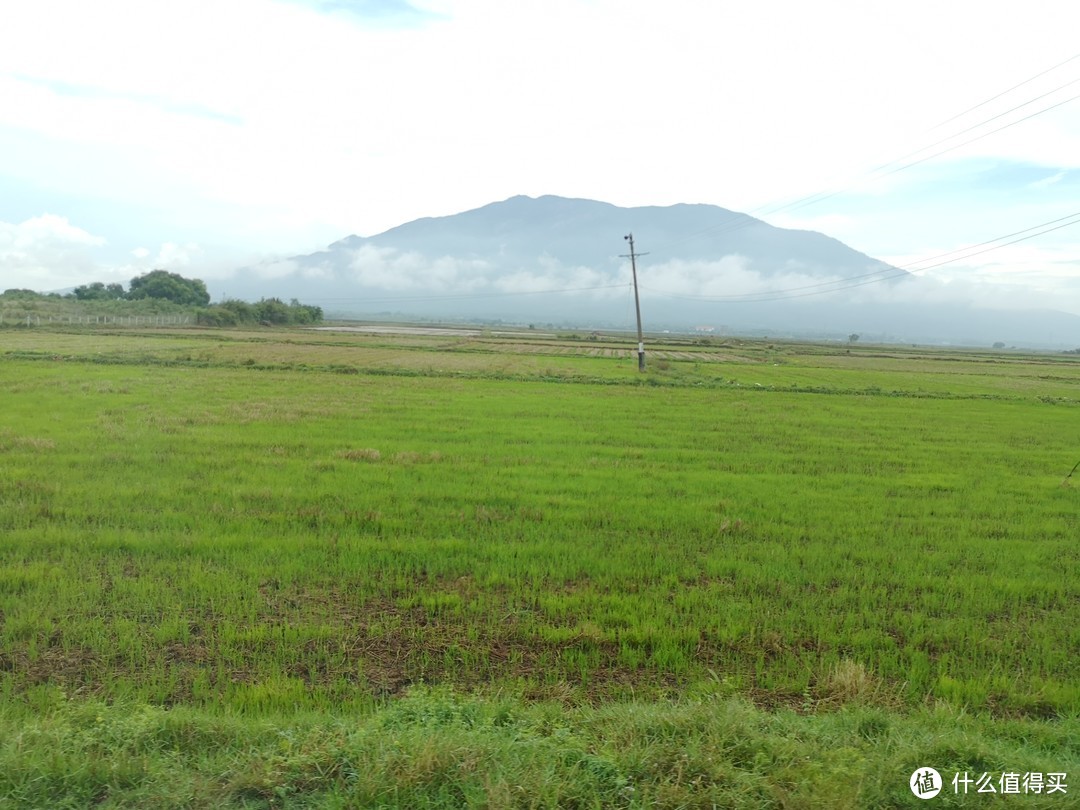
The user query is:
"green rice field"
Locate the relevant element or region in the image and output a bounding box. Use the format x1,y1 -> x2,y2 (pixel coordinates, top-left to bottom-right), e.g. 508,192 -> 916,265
1,324 -> 1077,807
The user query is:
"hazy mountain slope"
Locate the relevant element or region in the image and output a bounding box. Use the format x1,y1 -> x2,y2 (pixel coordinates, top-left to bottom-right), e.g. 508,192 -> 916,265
300,195 -> 898,279
222,195 -> 1080,348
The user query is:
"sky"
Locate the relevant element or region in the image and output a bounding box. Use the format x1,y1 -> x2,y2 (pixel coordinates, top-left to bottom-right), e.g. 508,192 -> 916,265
2,0 -> 1079,314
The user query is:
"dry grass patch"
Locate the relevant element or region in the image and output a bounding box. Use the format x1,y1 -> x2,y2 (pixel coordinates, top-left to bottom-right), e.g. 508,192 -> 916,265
814,659 -> 901,710
0,431 -> 57,451
394,450 -> 444,465
338,448 -> 381,462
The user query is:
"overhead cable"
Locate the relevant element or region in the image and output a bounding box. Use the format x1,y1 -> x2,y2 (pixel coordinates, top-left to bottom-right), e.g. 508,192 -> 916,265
641,212 -> 1080,304
646,54 -> 1080,258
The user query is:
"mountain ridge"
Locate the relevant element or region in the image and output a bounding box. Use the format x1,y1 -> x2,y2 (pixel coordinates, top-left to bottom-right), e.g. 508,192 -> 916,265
314,194 -> 896,281
222,195 -> 1079,348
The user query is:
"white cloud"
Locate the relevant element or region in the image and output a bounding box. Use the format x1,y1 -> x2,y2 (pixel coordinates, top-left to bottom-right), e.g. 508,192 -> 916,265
7,1 -> 1078,219
1028,171 -> 1067,190
492,260 -> 615,296
0,214 -> 103,251
154,242 -> 202,268
0,215 -> 106,289
249,258 -> 299,280
0,215 -> 241,292
2,0 -> 1080,304
875,240 -> 1080,314
340,245 -> 494,290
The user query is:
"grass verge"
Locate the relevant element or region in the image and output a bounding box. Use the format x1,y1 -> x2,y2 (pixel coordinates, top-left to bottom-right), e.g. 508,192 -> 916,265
1,687 -> 1076,808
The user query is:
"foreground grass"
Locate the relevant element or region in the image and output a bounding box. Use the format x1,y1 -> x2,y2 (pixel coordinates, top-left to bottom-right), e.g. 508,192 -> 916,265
3,349 -> 1077,714
2,688 -> 1076,808
2,327 -> 1078,805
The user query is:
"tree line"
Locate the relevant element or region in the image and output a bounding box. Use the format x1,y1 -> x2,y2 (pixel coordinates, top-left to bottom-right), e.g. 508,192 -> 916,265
66,270 -> 323,326
197,297 -> 323,326
74,270 -> 211,306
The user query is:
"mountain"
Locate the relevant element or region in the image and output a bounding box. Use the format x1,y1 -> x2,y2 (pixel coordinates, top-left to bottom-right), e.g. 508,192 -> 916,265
312,194 -> 897,278
222,195 -> 1080,348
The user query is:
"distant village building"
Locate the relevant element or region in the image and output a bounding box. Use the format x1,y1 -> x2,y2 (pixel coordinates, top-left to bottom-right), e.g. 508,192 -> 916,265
694,326 -> 715,333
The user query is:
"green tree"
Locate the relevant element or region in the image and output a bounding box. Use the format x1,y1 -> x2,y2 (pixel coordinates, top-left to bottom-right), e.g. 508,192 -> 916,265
196,306 -> 239,326
74,281 -> 126,301
288,299 -> 323,324
219,299 -> 256,322
128,270 -> 210,306
2,289 -> 43,299
254,297 -> 290,324
195,297 -> 323,328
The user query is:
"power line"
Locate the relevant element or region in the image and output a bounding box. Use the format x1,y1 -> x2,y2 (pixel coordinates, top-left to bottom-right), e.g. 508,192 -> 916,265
929,50 -> 1080,131
918,74 -> 1080,149
306,211 -> 1080,311
645,55 -> 1080,258
755,82 -> 1080,222
899,212 -> 1080,269
903,213 -> 1080,273
310,57 -> 1080,317
650,84 -> 1080,256
875,90 -> 1080,181
640,212 -> 1080,304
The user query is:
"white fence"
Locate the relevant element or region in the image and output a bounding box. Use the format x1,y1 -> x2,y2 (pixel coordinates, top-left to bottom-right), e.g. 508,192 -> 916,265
0,314 -> 192,327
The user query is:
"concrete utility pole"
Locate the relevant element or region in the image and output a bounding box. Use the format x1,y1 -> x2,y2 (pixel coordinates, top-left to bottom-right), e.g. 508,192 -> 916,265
621,233 -> 647,372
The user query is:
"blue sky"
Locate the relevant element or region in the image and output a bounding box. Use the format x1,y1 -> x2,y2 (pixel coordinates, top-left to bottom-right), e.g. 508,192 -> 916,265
2,0 -> 1079,313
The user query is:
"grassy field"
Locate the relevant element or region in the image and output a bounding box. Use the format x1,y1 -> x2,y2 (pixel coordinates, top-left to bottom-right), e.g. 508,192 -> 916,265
1,323 -> 1078,807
